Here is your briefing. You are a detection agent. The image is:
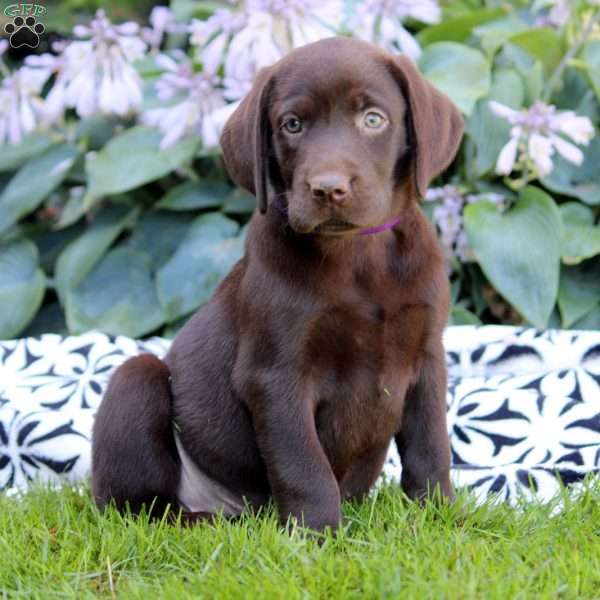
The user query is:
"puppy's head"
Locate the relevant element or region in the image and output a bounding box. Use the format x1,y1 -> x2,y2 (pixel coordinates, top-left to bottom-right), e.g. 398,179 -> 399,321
220,37 -> 463,236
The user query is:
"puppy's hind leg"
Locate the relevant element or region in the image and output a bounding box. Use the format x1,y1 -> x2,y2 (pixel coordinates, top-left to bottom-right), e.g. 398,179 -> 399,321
91,354 -> 180,518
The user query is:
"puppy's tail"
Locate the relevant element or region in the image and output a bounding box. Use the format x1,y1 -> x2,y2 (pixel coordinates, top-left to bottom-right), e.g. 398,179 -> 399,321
91,353 -> 180,517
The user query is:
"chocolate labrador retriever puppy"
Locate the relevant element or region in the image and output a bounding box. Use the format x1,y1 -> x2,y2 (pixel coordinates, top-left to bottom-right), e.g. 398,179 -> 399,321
92,37 -> 463,532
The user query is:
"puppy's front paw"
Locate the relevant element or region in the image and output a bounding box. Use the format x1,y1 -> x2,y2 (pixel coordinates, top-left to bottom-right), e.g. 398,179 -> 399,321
403,477 -> 455,505
280,494 -> 342,533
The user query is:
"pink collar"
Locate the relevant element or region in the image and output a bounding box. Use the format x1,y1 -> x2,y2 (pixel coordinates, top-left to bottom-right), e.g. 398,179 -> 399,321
358,216 -> 402,235
272,197 -> 400,235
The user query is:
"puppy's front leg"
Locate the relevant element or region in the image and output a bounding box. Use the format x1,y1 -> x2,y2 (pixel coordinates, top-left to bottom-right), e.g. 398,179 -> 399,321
251,388 -> 341,532
395,344 -> 454,502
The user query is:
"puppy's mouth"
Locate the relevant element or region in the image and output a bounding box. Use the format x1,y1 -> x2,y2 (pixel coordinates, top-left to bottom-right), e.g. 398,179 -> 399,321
313,218 -> 357,234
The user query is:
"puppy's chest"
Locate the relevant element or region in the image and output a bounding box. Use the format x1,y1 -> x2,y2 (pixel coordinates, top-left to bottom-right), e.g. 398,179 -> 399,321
305,297 -> 428,445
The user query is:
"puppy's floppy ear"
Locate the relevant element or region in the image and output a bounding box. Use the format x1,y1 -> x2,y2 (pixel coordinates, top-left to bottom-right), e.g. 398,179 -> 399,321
389,55 -> 464,198
219,67 -> 274,214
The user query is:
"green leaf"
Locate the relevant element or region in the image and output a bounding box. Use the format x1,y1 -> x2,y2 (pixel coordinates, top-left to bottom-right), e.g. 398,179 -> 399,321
559,202 -> 600,265
465,68 -> 524,177
488,68 -> 525,107
441,0 -> 484,20
501,44 -> 544,104
170,0 -> 223,20
546,308 -> 562,330
464,263 -> 489,316
73,115 -> 119,150
55,205 -> 137,303
450,306 -> 482,325
34,222 -> 85,275
0,144 -> 80,236
419,42 -> 491,115
464,186 -> 562,329
23,302 -> 68,337
222,188 -> 256,214
52,191 -> 88,230
417,8 -> 506,47
450,278 -> 461,304
135,54 -> 167,77
551,67 -> 599,120
473,15 -> 528,57
127,211 -> 191,269
156,212 -> 244,322
0,133 -> 56,172
542,136 -> 600,205
162,316 -> 189,339
583,40 -> 600,102
0,239 -> 46,338
64,247 -> 164,337
558,261 -> 600,328
575,90 -> 600,123
156,180 -> 230,211
86,126 -> 199,199
571,304 -> 600,330
509,27 -> 564,75
465,104 -> 509,178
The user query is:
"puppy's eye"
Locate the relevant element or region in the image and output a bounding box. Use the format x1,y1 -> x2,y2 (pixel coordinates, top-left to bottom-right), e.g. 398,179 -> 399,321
282,116 -> 302,134
364,111 -> 386,129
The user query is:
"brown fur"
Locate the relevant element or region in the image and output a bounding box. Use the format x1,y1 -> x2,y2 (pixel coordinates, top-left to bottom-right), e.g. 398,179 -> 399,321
91,37 -> 464,531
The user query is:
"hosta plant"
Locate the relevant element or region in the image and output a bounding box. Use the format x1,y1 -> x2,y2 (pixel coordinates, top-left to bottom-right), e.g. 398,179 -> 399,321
0,0 -> 599,339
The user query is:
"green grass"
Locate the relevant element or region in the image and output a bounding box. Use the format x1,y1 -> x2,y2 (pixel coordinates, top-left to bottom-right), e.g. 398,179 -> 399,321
1,479 -> 600,599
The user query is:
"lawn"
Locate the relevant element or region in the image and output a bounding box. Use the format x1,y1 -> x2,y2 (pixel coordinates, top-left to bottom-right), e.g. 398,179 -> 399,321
1,480 -> 599,599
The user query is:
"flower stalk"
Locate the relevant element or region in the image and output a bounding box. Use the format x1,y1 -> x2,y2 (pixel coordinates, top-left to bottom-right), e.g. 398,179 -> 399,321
542,5 -> 600,102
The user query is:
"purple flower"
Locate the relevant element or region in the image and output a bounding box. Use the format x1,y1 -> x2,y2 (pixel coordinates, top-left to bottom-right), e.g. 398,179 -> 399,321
142,6 -> 177,50
141,53 -> 231,149
0,67 -> 48,146
425,185 -> 505,266
189,0 -> 343,100
352,0 -> 441,59
25,10 -> 147,120
489,101 -> 595,178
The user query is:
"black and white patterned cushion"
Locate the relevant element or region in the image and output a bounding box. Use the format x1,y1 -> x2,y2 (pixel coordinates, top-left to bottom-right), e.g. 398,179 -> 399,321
1,326 -> 599,502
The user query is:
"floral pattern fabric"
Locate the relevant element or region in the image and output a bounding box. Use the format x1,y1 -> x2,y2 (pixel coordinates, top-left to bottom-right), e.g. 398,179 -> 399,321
1,326 -> 599,503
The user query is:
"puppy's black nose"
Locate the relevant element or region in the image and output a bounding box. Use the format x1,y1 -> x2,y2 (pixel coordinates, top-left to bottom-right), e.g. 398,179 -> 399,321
309,173 -> 350,204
